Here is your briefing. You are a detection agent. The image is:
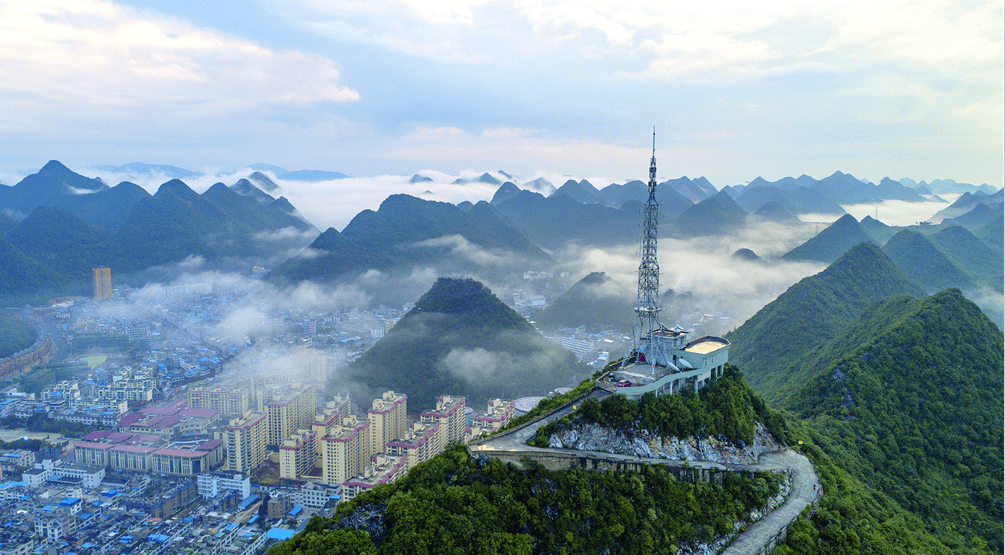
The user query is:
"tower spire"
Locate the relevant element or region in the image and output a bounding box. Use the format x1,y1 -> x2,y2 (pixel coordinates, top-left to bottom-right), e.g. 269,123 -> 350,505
623,129 -> 667,369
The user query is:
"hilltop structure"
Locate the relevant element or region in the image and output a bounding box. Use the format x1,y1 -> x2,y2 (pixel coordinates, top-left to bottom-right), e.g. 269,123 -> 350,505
607,133 -> 730,398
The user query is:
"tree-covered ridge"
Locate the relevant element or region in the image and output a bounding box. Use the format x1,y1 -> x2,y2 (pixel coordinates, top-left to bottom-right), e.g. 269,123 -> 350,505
781,215 -> 875,264
785,289 -> 1003,553
0,312 -> 35,359
269,444 -> 783,555
881,229 -> 973,293
536,366 -> 789,448
348,278 -> 586,410
726,242 -> 925,404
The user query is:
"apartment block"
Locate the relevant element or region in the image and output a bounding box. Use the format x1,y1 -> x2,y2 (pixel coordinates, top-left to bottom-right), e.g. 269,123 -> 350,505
471,398 -> 516,433
265,385 -> 317,447
186,385 -> 250,417
366,391 -> 407,458
221,412 -> 268,472
341,453 -> 406,502
320,414 -> 371,485
279,429 -> 317,480
311,395 -> 350,458
420,395 -> 467,448
386,421 -> 441,472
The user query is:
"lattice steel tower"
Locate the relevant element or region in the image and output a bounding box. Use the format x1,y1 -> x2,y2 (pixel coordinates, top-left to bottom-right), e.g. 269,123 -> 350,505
624,129 -> 669,368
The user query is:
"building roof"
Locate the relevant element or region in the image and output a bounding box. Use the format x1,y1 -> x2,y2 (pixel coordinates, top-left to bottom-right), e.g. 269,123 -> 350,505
152,448 -> 207,458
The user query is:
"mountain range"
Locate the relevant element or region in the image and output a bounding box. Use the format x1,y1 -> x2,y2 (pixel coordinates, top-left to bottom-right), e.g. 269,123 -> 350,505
265,194 -> 549,285
0,161 -> 318,301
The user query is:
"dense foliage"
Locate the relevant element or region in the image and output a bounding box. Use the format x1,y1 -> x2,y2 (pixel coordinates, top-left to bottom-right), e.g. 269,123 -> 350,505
726,242 -> 924,404
0,311 -> 35,358
882,229 -> 973,292
784,289 -> 1003,553
270,445 -> 782,555
781,215 -> 876,264
349,278 -> 589,410
537,366 -> 789,447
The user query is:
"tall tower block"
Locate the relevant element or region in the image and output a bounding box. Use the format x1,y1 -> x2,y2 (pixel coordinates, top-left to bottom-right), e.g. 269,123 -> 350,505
93,267 -> 112,300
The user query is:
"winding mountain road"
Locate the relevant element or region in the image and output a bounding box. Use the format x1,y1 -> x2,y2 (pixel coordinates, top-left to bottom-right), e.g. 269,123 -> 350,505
471,391 -> 821,555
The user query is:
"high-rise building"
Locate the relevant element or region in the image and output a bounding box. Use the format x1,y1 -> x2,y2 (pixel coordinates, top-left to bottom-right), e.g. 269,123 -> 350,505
279,429 -> 317,479
92,267 -> 112,300
321,414 -> 372,485
186,385 -> 250,417
312,396 -> 350,458
220,412 -> 267,472
264,385 -> 317,447
293,347 -> 328,386
386,421 -> 441,472
366,391 -> 407,457
420,395 -> 466,448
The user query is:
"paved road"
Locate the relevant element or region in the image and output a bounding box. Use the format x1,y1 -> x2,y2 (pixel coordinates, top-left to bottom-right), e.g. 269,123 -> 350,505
721,449 -> 820,555
474,390 -> 821,555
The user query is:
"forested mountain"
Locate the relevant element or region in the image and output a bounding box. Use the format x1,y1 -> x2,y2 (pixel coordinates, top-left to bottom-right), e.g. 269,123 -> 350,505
882,229 -> 973,293
348,277 -> 587,409
533,272 -> 634,331
0,162 -> 321,301
267,195 -> 547,284
857,215 -> 896,243
781,215 -> 875,264
726,242 -> 925,403
783,290 -> 1003,553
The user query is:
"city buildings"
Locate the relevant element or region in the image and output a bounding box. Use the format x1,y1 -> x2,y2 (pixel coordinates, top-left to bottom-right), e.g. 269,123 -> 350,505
420,395 -> 467,448
92,267 -> 112,300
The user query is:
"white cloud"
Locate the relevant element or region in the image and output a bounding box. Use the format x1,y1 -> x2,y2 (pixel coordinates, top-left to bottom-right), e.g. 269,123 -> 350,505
0,0 -> 358,137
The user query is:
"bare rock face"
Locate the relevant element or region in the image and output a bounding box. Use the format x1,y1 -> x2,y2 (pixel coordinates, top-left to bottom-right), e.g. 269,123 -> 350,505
550,422 -> 783,464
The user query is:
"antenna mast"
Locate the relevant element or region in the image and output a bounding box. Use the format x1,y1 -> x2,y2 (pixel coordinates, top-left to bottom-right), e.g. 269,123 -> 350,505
624,128 -> 667,368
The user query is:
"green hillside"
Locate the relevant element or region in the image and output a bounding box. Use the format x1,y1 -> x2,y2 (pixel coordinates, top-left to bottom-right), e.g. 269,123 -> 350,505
0,312 -> 35,359
533,272 -> 634,331
271,443 -> 783,555
725,242 -> 925,404
882,229 -> 973,293
929,226 -> 1003,292
784,290 -> 1003,553
857,215 -> 896,243
492,189 -> 644,248
347,277 -> 587,410
782,215 -> 875,264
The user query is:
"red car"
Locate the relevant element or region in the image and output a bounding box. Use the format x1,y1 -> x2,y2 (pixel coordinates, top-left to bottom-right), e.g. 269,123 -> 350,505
615,380 -> 633,387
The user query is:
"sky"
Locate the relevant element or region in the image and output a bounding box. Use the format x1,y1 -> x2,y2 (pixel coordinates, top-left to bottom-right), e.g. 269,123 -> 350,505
0,0 -> 1002,190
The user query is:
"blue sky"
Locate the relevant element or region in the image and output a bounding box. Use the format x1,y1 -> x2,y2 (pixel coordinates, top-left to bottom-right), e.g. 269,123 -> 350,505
0,0 -> 1001,188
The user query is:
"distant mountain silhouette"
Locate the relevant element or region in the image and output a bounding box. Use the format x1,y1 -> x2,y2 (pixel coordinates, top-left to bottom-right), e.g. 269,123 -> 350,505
875,177 -> 925,202
552,179 -> 602,204
348,277 -> 587,409
782,214 -> 875,264
492,189 -> 645,248
280,169 -> 349,181
229,178 -> 275,205
673,191 -> 748,236
490,182 -> 522,205
475,173 -> 502,185
91,162 -> 201,180
753,201 -> 799,222
267,195 -> 548,284
409,174 -> 433,183
596,179 -> 692,217
534,272 -> 634,331
730,248 -> 763,262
